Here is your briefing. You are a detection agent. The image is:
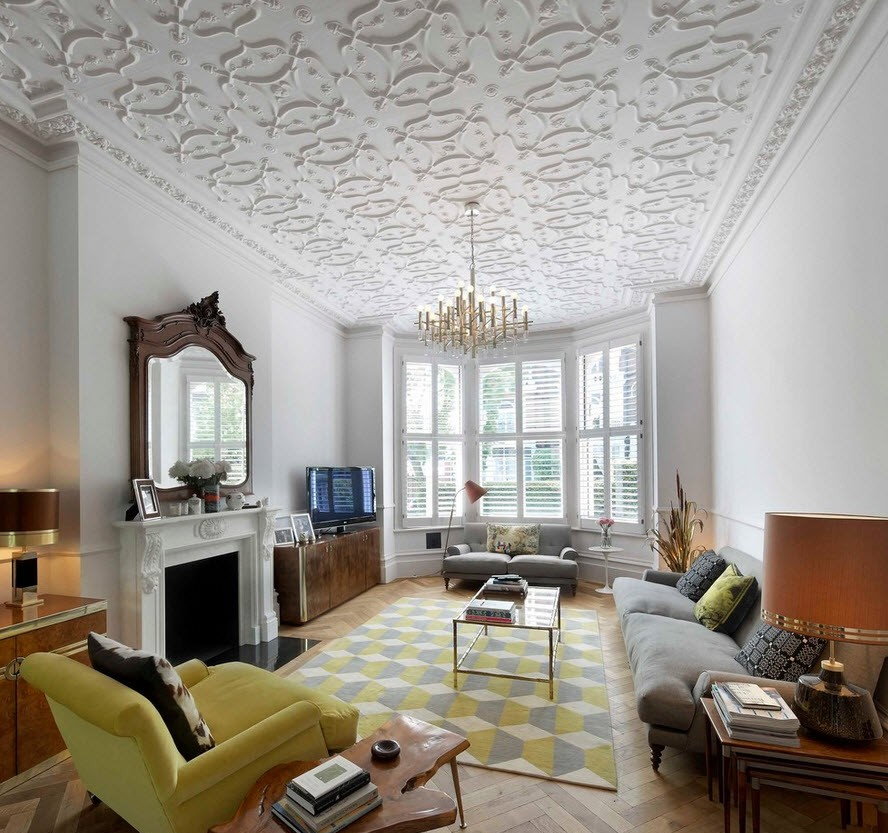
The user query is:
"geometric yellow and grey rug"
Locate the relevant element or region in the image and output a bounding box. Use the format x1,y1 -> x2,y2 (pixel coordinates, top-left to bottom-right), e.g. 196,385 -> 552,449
291,597 -> 617,790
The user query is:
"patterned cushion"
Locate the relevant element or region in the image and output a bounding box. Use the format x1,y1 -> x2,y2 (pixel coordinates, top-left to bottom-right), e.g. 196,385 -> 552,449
694,564 -> 759,634
87,632 -> 215,760
676,550 -> 727,601
485,523 -> 541,556
735,623 -> 825,682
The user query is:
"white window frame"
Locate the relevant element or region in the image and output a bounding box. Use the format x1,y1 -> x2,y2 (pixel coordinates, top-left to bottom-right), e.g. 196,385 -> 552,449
474,352 -> 567,524
576,333 -> 646,534
398,354 -> 467,528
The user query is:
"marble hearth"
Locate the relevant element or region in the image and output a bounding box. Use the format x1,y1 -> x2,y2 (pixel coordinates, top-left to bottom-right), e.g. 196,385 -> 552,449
114,507 -> 278,657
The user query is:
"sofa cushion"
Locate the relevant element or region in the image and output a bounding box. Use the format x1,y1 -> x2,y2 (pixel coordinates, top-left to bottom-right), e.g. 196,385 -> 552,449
694,564 -> 758,634
612,577 -> 697,622
443,552 -> 511,575
623,613 -> 747,731
486,523 -> 540,555
509,554 -> 578,580
676,550 -> 727,601
735,623 -> 825,682
88,632 -> 215,760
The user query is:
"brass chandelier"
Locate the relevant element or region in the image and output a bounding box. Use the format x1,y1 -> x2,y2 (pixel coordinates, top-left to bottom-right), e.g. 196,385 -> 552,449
416,202 -> 531,357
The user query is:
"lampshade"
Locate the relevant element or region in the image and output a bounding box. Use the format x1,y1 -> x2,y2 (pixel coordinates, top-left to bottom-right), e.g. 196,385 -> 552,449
762,512 -> 888,646
0,489 -> 60,548
463,480 -> 488,505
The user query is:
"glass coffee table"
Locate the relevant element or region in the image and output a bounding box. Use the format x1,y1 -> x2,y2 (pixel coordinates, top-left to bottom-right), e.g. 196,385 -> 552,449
452,586 -> 561,699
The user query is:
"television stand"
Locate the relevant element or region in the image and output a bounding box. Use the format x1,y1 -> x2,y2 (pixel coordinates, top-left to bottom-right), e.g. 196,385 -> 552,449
274,527 -> 381,624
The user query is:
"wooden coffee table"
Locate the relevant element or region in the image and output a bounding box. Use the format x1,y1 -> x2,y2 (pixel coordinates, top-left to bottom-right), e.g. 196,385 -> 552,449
210,715 -> 470,833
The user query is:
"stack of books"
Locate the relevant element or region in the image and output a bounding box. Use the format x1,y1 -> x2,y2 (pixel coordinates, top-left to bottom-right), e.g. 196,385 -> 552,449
464,598 -> 517,624
711,682 -> 800,747
272,756 -> 381,833
482,574 -> 529,597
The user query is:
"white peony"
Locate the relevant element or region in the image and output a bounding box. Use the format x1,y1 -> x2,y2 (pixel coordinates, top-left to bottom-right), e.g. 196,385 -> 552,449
189,458 -> 217,479
168,460 -> 190,480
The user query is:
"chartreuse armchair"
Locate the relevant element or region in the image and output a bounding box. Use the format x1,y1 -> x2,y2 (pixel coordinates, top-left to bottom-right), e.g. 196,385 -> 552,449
21,653 -> 359,833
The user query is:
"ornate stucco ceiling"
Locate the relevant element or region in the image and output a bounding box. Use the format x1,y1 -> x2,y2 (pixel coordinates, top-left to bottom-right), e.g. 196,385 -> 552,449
0,1 -> 865,328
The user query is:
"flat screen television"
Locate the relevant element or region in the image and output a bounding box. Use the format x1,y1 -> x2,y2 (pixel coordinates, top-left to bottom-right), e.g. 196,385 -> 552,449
307,466 -> 376,532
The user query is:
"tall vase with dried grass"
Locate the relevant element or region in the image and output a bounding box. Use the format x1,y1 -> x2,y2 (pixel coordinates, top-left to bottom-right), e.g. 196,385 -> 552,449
648,472 -> 707,573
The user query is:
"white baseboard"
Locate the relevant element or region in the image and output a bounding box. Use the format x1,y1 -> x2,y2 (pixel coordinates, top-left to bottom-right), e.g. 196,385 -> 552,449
383,550 -> 442,582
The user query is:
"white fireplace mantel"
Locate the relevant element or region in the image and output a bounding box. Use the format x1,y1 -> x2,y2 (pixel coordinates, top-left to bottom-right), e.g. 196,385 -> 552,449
114,507 -> 279,656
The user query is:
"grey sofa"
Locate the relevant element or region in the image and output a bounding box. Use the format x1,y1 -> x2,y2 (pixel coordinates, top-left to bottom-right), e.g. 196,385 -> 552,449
444,522 -> 579,593
613,546 -> 888,769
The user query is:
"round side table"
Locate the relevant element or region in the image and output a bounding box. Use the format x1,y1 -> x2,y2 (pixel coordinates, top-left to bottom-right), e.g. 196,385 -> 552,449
587,546 -> 623,594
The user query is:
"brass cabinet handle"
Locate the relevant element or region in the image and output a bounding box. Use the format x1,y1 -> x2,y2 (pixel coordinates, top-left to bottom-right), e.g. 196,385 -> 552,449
4,657 -> 24,681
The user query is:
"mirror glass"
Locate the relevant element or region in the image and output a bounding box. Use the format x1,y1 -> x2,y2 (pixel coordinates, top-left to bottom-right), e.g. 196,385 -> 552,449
148,346 -> 247,489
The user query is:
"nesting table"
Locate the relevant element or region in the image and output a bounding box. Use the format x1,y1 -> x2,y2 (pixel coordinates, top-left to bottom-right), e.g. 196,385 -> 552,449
702,698 -> 888,833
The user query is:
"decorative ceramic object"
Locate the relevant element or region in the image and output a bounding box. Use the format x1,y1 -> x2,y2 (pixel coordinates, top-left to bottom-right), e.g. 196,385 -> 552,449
202,483 -> 221,513
226,492 -> 245,511
187,495 -> 202,515
167,502 -> 183,517
371,739 -> 401,761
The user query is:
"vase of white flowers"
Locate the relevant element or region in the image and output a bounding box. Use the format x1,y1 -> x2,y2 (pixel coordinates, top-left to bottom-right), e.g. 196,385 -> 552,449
168,459 -> 232,514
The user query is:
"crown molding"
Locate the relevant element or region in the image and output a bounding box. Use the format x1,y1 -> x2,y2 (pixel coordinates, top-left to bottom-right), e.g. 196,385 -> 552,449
684,0 -> 873,290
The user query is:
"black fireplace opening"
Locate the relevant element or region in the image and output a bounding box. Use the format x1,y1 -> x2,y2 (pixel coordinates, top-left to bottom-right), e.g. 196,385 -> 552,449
165,552 -> 239,666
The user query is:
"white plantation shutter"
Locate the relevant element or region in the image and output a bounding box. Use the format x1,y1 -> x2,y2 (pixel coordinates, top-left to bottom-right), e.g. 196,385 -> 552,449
522,360 -> 562,432
402,360 -> 465,522
188,382 -> 215,443
479,363 -> 516,434
523,439 -> 563,517
405,363 -> 433,433
578,338 -> 643,526
404,441 -> 432,517
480,441 -> 517,516
578,436 -> 606,518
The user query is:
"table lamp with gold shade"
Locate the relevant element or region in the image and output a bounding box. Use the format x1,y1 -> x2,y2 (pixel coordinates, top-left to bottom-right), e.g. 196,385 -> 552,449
762,512 -> 888,741
0,489 -> 59,608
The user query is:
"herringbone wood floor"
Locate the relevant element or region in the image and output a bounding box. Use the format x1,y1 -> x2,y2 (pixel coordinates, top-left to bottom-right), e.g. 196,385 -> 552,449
0,577 -> 877,832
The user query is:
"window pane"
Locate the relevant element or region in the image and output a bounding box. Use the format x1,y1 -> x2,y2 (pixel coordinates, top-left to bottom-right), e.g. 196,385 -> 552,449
404,441 -> 433,517
522,360 -> 562,432
479,363 -> 516,434
579,351 -> 604,430
610,434 -> 639,522
578,437 -> 606,519
609,342 -> 638,428
523,439 -> 563,517
188,381 -> 215,442
219,381 -> 246,442
437,365 -> 462,434
405,363 -> 432,433
479,440 -> 517,516
437,441 -> 463,516
220,446 -> 246,484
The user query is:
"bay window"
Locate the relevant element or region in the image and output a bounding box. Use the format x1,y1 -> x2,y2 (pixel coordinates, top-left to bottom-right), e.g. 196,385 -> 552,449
578,337 -> 644,529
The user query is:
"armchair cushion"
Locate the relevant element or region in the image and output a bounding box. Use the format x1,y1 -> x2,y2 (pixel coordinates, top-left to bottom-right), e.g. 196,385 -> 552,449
676,550 -> 726,601
485,523 -> 541,555
191,662 -> 358,752
734,623 -> 825,682
88,633 -> 215,761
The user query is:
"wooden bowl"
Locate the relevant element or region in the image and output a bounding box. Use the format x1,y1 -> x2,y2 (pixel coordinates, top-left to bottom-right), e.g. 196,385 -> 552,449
371,739 -> 401,761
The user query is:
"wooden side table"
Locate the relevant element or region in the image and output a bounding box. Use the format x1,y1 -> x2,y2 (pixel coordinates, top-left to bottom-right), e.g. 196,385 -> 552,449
703,698 -> 888,833
587,546 -> 623,594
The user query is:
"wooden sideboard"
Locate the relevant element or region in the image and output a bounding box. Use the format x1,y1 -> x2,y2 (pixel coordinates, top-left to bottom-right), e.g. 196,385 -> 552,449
0,595 -> 107,781
274,527 -> 380,624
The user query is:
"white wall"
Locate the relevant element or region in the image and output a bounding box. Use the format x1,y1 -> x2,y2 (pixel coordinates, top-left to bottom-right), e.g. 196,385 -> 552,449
0,143 -> 49,487
651,295 -> 713,549
710,31 -> 888,554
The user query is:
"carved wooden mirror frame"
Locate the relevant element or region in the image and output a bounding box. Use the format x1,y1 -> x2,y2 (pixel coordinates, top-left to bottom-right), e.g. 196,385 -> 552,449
125,292 -> 255,501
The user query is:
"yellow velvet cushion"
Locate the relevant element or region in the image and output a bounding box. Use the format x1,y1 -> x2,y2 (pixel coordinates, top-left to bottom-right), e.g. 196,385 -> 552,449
191,662 -> 358,752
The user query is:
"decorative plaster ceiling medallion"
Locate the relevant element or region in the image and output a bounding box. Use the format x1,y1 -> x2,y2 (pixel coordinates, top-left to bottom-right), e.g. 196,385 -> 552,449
0,1 -> 867,328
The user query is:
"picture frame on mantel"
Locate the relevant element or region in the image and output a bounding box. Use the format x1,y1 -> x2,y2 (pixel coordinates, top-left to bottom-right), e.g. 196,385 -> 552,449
132,478 -> 162,521
274,515 -> 295,547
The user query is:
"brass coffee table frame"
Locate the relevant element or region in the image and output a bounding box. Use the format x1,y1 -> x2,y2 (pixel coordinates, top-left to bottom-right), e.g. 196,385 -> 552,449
452,586 -> 562,699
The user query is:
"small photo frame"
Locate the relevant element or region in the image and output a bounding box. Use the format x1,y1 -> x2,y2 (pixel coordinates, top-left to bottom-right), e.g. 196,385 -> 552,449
290,512 -> 315,543
274,515 -> 295,547
132,478 -> 162,520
